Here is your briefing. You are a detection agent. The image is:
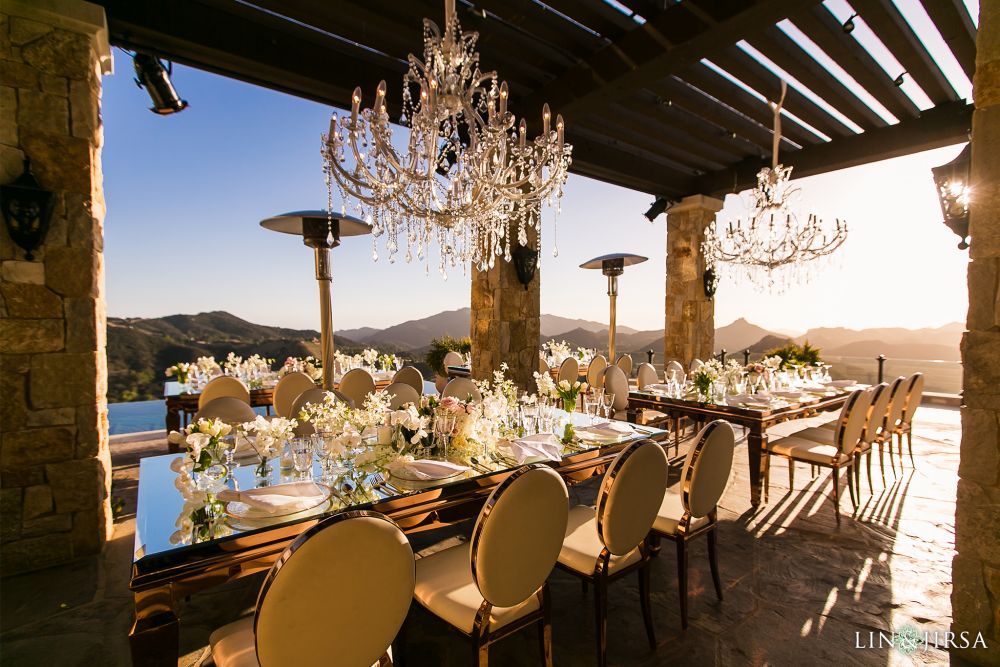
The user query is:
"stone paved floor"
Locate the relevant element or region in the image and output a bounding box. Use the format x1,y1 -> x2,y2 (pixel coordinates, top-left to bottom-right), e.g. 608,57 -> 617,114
0,407 -> 968,666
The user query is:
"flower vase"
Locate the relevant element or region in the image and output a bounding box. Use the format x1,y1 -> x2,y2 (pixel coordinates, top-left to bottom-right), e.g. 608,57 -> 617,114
254,456 -> 272,481
563,397 -> 576,414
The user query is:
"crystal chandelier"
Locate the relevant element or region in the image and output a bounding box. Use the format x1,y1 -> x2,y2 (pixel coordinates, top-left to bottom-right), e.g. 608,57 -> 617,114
321,0 -> 572,278
702,82 -> 847,293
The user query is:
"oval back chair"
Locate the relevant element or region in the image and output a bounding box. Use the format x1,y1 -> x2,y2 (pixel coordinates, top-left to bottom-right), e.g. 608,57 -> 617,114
198,376 -> 250,410
615,354 -> 633,377
557,357 -> 579,384
337,368 -> 376,409
195,396 -> 256,425
636,363 -> 658,390
392,366 -> 424,395
385,382 -> 421,410
272,372 -> 317,418
441,377 -> 483,403
586,355 -> 608,390
602,365 -> 630,418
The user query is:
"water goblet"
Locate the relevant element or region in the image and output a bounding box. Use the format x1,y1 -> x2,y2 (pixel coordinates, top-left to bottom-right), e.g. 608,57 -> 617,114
220,434 -> 237,469
602,392 -> 616,420
291,437 -> 314,477
434,410 -> 456,460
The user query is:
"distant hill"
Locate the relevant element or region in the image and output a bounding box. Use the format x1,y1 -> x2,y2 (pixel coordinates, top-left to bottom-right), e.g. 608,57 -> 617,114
540,314 -> 637,337
715,318 -> 782,353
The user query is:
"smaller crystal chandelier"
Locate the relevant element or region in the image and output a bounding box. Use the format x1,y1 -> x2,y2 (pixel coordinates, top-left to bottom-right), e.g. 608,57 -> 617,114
703,82 -> 847,293
322,0 -> 572,278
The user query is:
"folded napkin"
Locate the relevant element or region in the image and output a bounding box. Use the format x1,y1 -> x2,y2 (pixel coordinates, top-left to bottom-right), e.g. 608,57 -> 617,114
825,380 -> 858,388
384,458 -> 470,481
772,390 -> 811,401
643,383 -> 673,393
576,421 -> 634,438
500,433 -> 563,464
217,481 -> 327,515
727,393 -> 781,406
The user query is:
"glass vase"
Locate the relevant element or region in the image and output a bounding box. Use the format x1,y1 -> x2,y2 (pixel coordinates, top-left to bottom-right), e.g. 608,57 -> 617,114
563,397 -> 576,414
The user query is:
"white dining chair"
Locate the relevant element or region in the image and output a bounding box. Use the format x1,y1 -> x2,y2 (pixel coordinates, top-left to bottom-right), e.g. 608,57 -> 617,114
288,388 -> 328,437
615,354 -> 632,377
555,440 -> 668,667
763,388 -> 874,524
688,359 -> 704,373
636,363 -> 657,390
209,510 -> 414,667
557,357 -> 579,384
198,376 -> 250,410
653,421 -> 735,628
195,396 -> 255,425
665,360 -> 684,381
880,376 -> 909,476
338,368 -> 376,409
272,371 -> 317,418
441,377 -> 482,403
392,366 -> 424,396
411,464 -> 569,667
601,365 -> 630,420
586,354 -> 608,390
442,350 -> 465,369
538,355 -> 550,375
895,372 -> 925,467
385,382 -> 421,410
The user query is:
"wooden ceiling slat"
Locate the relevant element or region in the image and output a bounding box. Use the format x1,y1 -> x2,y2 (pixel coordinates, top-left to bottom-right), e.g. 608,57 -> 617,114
571,121 -> 717,173
748,26 -> 888,130
709,46 -> 856,139
540,0 -> 636,39
520,0 -> 816,119
603,102 -> 744,167
918,0 -> 976,80
568,133 -> 694,195
693,101 -> 972,196
468,0 -> 607,58
791,7 -> 920,121
678,66 -> 818,148
652,77 -> 779,152
853,0 -> 960,104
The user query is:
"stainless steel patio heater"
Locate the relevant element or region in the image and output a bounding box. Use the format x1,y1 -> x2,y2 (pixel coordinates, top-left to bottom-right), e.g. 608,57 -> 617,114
580,252 -> 648,363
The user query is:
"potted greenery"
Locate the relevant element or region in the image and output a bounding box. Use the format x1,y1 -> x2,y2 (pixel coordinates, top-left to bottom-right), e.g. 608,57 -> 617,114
426,336 -> 472,391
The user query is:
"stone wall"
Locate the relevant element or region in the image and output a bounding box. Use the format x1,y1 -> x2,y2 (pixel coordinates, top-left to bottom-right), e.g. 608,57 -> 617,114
954,0 -> 1000,662
470,224 -> 540,393
0,1 -> 112,573
664,194 -> 722,366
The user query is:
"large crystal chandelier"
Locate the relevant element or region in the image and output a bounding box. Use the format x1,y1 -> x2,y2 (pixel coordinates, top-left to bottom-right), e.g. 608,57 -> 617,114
702,82 -> 847,293
322,0 -> 572,278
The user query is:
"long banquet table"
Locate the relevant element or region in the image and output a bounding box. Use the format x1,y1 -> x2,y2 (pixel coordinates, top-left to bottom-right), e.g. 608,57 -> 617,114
626,389 -> 852,508
129,412 -> 666,666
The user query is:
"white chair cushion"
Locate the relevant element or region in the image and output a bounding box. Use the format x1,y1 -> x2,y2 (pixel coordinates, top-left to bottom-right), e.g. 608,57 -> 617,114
209,616 -> 257,667
768,436 -> 850,465
557,505 -> 641,576
792,425 -> 871,453
414,542 -> 540,635
653,489 -> 710,536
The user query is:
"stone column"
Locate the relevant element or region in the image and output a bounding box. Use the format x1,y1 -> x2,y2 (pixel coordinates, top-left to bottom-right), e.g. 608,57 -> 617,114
664,194 -> 723,365
470,223 -> 540,392
0,0 -> 113,573
953,2 -> 1000,663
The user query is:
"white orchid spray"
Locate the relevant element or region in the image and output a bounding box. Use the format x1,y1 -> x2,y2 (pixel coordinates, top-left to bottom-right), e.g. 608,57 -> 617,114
165,362 -> 192,384
542,339 -> 572,363
166,418 -> 231,472
361,347 -> 380,367
239,415 -> 297,475
223,352 -> 243,375
195,356 -> 221,379
533,370 -> 557,398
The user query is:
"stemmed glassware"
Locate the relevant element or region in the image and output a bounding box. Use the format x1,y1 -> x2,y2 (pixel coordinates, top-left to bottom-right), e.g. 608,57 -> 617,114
291,437 -> 314,479
602,392 -> 616,420
520,397 -> 538,435
434,409 -> 456,461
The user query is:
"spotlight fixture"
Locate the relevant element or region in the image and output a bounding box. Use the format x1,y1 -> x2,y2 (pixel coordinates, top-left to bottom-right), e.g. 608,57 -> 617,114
894,71 -> 907,87
644,196 -> 669,221
133,53 -> 188,114
842,13 -> 857,33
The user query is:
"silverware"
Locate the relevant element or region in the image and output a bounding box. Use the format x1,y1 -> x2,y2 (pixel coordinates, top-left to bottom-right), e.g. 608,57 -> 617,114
369,472 -> 401,496
469,457 -> 492,474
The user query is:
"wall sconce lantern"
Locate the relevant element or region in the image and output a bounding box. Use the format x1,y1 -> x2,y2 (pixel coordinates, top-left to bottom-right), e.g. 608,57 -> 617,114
1,158 -> 55,261
512,243 -> 538,290
931,144 -> 971,249
703,265 -> 719,299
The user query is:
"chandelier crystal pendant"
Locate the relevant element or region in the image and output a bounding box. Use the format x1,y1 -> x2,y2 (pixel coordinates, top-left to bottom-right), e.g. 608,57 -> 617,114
322,0 -> 572,278
702,82 -> 847,293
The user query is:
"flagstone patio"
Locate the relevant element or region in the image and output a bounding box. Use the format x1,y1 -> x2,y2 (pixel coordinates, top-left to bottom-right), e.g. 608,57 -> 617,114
0,406 -> 965,666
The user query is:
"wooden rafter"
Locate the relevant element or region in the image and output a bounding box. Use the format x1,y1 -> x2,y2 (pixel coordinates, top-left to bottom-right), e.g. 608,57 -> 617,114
918,0 -> 976,80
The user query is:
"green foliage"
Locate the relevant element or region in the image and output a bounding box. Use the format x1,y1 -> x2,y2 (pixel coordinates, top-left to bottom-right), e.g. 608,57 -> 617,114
425,336 -> 472,376
764,340 -> 822,368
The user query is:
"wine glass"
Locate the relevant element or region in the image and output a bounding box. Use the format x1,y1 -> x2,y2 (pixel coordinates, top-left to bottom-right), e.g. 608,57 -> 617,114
291,437 -> 314,477
602,392 -> 616,420
220,434 -> 237,469
434,410 -> 456,460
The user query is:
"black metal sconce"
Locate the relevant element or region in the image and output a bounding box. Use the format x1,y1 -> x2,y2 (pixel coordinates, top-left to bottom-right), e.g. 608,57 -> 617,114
512,243 -> 538,290
703,266 -> 719,299
931,144 -> 971,249
1,158 -> 55,261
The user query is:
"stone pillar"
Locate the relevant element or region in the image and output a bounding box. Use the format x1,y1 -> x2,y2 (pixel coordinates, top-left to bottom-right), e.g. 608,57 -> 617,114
953,2 -> 1000,662
470,224 -> 540,392
0,0 -> 113,573
664,194 -> 723,365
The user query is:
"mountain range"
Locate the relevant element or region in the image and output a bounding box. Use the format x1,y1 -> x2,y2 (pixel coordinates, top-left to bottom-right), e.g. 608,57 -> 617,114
106,309 -> 962,402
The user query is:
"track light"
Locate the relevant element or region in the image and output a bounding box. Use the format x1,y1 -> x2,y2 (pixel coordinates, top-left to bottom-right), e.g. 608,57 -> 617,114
133,53 -> 188,115
842,13 -> 857,33
894,71 -> 907,87
644,197 -> 669,221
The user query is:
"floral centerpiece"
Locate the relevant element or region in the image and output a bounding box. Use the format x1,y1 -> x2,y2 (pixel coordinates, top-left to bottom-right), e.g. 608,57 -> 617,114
165,362 -> 192,386
378,353 -> 400,372
168,457 -> 230,546
690,359 -> 723,402
361,347 -> 380,368
533,370 -> 557,399
281,355 -> 323,381
542,339 -> 572,364
167,417 -> 231,474
239,415 -> 297,477
555,379 -> 587,413
720,359 -> 747,394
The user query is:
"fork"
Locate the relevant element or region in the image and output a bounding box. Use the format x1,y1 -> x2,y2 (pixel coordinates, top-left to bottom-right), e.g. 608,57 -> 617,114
369,472 -> 400,496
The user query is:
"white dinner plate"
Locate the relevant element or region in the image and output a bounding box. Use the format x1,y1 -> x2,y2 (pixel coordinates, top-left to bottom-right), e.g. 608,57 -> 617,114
224,483 -> 333,520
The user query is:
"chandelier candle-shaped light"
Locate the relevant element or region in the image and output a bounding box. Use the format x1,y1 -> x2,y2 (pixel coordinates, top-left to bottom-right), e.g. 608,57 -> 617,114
322,0 -> 572,278
703,82 -> 847,293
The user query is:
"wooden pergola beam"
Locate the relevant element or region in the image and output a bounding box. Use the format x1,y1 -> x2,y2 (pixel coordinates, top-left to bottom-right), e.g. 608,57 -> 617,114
691,101 -> 972,196
918,0 -> 977,80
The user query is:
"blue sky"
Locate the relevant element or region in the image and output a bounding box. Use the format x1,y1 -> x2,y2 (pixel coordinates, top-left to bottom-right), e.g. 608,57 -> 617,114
101,3 -> 974,334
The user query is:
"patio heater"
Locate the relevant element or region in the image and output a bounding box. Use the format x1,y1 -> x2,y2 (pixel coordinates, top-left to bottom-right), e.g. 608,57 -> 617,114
580,253 -> 648,363
260,211 -> 372,390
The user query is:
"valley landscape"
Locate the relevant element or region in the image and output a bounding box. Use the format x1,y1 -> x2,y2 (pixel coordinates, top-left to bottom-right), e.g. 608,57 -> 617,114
107,308 -> 962,402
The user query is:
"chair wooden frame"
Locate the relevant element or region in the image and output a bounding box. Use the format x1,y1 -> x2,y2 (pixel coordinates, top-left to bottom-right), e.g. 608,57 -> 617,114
763,389 -> 869,525
410,464 -> 559,667
554,440 -> 661,667
650,421 -> 732,629
874,376 -> 908,480
894,373 -> 924,468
